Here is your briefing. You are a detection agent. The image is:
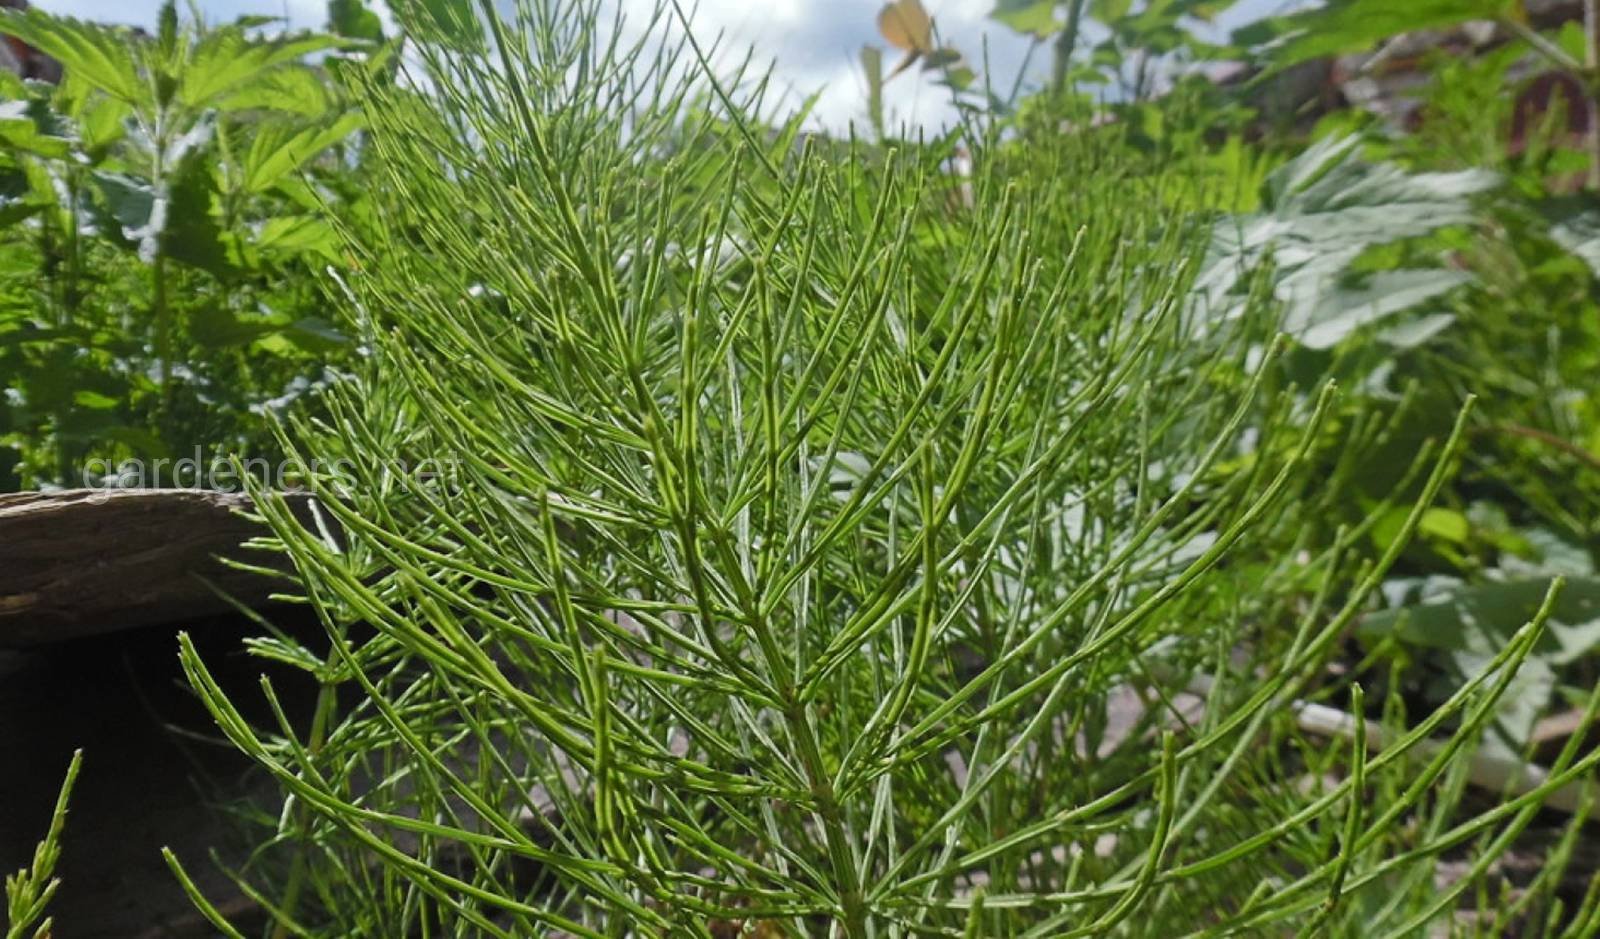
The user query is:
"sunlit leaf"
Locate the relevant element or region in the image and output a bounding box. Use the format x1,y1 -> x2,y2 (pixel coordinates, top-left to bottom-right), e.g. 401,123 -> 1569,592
179,29 -> 347,111
1093,0 -> 1133,21
0,8 -> 144,105
254,214 -> 342,262
1361,576 -> 1600,660
328,0 -> 384,42
216,67 -> 334,118
879,0 -> 933,52
1194,135 -> 1499,348
990,0 -> 1060,37
1240,0 -> 1517,71
241,112 -> 364,195
0,100 -> 72,159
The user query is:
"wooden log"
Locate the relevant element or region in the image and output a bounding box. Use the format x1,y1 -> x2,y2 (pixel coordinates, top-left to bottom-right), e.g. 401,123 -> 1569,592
0,489 -> 308,647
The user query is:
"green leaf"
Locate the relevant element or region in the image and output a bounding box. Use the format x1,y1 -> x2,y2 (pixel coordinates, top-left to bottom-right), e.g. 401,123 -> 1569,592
240,112 -> 365,194
163,147 -> 235,276
1092,0 -> 1134,22
178,28 -> 348,111
157,0 -> 178,57
991,0 -> 1061,37
1419,508 -> 1470,545
254,215 -> 342,262
286,316 -> 350,352
1246,0 -> 1517,70
941,64 -> 978,93
92,171 -> 156,246
216,67 -> 334,118
1195,135 -> 1498,347
1360,577 -> 1600,660
0,9 -> 145,105
328,0 -> 384,42
190,304 -> 277,348
1286,269 -> 1471,349
1540,197 -> 1600,280
75,95 -> 132,156
72,389 -> 120,409
0,100 -> 72,159
91,140 -> 235,276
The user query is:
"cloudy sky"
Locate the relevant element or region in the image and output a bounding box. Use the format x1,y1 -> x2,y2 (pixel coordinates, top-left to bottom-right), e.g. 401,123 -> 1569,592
24,0 -> 1298,130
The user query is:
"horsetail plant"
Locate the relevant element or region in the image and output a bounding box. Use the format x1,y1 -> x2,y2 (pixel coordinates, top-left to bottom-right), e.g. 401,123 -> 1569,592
167,1 -> 1599,934
5,751 -> 80,939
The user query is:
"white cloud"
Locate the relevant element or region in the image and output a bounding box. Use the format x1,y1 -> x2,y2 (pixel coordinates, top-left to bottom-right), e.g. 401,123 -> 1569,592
630,0 -> 1045,132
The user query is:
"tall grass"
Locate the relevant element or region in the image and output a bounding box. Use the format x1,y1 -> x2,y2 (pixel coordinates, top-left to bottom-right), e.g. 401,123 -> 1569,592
170,2 -> 1600,934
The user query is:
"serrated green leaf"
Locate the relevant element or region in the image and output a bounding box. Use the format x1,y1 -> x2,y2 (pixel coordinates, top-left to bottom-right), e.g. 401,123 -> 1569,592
179,28 -> 348,111
163,147 -> 234,276
216,67 -> 334,118
1195,135 -> 1499,346
0,100 -> 72,159
255,214 -> 341,262
241,112 -> 364,195
0,8 -> 145,105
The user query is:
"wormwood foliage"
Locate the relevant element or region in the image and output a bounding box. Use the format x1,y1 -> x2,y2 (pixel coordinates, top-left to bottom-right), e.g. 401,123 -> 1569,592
171,2 -> 1599,935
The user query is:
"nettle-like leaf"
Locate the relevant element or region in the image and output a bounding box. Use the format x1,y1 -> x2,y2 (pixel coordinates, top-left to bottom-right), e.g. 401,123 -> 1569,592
0,8 -> 145,105
162,147 -> 234,276
252,214 -> 341,263
1195,134 -> 1499,348
217,67 -> 336,119
178,29 -> 347,112
0,100 -> 72,160
91,121 -> 233,276
240,112 -> 364,195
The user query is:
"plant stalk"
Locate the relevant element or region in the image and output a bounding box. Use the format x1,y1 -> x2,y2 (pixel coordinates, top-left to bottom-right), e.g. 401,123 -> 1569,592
1052,0 -> 1087,97
1587,0 -> 1600,189
154,250 -> 172,426
784,696 -> 870,937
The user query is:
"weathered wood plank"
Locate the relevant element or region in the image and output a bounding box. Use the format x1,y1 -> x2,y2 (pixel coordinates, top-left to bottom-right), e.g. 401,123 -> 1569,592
0,489 -> 305,647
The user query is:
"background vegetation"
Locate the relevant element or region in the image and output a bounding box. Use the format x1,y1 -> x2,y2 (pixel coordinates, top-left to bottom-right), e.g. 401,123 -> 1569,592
4,0 -> 1600,935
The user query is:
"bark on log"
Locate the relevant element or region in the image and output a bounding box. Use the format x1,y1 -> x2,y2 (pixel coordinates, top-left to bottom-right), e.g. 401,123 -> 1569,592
0,489 -> 309,647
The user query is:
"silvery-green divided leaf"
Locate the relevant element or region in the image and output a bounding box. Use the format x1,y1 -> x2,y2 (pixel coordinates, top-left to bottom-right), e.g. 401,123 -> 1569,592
1377,312 -> 1456,349
1451,648 -> 1554,757
1284,269 -> 1469,349
1360,576 -> 1600,662
1542,198 -> 1600,279
1194,135 -> 1498,347
1368,572 -> 1600,752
